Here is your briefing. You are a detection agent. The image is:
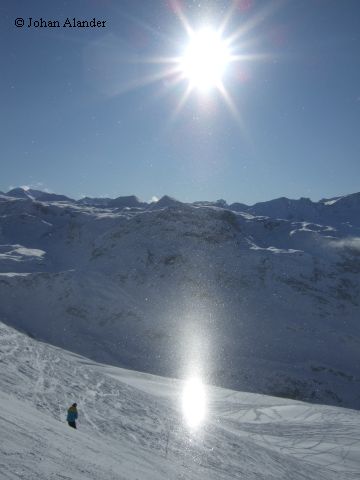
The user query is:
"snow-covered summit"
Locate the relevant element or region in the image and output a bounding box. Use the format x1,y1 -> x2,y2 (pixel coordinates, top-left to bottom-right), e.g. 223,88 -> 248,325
4,186 -> 360,224
149,195 -> 183,209
6,187 -> 74,203
229,192 -> 360,227
78,194 -> 146,209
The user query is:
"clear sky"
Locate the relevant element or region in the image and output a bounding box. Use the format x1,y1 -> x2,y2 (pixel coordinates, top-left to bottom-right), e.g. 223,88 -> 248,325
1,0 -> 359,204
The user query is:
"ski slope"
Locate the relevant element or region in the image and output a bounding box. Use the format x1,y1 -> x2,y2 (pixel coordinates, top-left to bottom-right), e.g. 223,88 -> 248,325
1,322 -> 359,479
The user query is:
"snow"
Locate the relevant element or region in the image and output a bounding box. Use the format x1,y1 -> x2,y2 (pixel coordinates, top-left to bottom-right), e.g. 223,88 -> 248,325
324,199 -> 340,206
1,321 -> 360,479
0,245 -> 45,260
327,237 -> 360,252
0,272 -> 31,277
0,190 -> 359,409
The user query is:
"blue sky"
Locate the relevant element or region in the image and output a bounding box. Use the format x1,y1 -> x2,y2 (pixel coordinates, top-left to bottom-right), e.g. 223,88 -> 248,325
1,0 -> 359,204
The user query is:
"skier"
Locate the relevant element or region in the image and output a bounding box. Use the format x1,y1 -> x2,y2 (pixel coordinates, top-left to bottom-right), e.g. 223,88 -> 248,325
67,403 -> 78,429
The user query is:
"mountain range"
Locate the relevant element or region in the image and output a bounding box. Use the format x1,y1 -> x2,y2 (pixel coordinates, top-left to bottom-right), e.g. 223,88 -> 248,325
0,187 -> 359,409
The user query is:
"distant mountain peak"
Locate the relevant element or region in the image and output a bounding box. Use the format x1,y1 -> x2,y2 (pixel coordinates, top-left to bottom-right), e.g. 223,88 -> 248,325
151,195 -> 182,208
6,187 -> 73,202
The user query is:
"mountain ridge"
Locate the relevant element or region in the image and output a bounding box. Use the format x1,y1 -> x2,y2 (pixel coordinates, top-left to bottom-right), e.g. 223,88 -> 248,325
4,186 -> 360,218
0,188 -> 359,409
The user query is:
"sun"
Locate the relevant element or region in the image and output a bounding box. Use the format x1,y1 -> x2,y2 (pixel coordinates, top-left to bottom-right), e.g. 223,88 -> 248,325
179,28 -> 231,92
115,0 -> 273,121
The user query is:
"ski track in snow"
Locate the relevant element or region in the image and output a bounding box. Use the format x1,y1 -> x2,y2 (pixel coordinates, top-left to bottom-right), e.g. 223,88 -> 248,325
1,322 -> 359,479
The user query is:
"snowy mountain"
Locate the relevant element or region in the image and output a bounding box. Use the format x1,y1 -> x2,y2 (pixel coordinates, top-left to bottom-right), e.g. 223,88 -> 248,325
78,194 -> 146,209
0,188 -> 359,409
230,192 -> 360,227
1,321 -> 359,479
6,187 -> 74,203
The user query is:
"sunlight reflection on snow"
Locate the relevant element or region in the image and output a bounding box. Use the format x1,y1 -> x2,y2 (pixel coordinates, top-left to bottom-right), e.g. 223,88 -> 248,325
182,376 -> 207,429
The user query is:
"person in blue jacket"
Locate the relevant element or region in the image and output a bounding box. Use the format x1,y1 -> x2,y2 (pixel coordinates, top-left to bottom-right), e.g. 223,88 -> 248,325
67,403 -> 78,429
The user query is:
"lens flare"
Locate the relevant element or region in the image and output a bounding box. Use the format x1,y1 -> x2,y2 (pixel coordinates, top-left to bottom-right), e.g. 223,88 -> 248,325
182,376 -> 207,428
105,0 -> 276,127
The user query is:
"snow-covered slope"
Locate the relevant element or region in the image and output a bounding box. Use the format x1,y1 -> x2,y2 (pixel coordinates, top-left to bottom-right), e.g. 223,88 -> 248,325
0,189 -> 359,409
1,322 -> 359,480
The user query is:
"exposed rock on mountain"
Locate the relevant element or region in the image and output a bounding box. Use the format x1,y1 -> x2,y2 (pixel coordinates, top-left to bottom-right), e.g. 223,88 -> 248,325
0,190 -> 359,408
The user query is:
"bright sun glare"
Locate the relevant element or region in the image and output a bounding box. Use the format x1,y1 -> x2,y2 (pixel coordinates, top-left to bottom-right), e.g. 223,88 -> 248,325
122,0 -> 271,121
180,28 -> 231,92
182,377 -> 207,428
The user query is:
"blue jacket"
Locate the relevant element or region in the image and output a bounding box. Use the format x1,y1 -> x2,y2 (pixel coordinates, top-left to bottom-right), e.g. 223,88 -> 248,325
67,406 -> 78,422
